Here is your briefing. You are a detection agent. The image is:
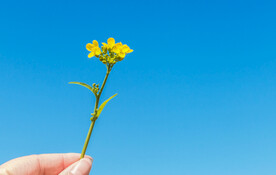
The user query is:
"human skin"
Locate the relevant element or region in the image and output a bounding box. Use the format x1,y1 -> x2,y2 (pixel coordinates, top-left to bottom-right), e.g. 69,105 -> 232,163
0,153 -> 92,175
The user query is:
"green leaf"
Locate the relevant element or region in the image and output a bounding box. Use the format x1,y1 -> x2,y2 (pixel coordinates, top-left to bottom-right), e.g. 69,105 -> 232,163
69,82 -> 93,92
96,93 -> 118,117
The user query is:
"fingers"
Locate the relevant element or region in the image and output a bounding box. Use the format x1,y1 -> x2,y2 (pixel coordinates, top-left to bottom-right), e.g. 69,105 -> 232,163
0,153 -> 92,175
59,158 -> 93,175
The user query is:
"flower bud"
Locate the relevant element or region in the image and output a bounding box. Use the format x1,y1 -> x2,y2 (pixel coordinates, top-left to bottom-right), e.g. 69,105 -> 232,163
102,46 -> 107,54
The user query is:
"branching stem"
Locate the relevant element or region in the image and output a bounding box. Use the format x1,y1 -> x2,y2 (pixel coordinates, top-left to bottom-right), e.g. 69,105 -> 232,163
80,64 -> 113,159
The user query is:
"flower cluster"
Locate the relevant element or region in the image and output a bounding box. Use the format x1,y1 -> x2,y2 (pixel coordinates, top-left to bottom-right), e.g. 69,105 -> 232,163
86,38 -> 133,64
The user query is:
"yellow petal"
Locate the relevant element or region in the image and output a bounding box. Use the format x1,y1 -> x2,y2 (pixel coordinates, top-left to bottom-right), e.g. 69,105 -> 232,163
122,45 -> 130,53
94,47 -> 101,56
107,38 -> 115,48
93,40 -> 99,47
115,42 -> 123,47
88,52 -> 95,58
126,49 -> 133,53
86,43 -> 94,51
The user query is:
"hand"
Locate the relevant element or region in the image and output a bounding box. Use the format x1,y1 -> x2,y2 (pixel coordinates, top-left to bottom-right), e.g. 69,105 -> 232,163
0,153 -> 93,175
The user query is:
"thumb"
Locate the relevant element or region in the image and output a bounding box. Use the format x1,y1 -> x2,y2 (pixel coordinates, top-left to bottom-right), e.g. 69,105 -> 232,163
59,157 -> 93,175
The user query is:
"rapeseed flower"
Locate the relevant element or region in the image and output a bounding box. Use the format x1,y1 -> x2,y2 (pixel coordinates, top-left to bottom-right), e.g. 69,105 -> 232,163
86,40 -> 101,58
86,37 -> 133,64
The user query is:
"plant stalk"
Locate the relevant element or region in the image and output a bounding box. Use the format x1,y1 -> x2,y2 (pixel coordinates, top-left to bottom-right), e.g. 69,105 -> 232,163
80,120 -> 95,158
80,66 -> 111,159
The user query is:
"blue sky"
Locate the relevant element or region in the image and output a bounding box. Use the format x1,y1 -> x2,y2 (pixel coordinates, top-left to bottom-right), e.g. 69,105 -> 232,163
0,0 -> 276,174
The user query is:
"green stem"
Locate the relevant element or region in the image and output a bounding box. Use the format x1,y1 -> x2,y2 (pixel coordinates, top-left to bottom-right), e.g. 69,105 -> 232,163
96,70 -> 110,108
80,120 -> 95,158
80,65 -> 112,159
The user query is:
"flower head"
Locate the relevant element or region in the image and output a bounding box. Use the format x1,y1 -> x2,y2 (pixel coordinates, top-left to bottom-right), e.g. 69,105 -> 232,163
86,37 -> 133,64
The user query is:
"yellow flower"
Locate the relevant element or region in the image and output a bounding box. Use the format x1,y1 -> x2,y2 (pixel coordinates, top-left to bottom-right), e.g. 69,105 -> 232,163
86,40 -> 101,58
112,43 -> 133,60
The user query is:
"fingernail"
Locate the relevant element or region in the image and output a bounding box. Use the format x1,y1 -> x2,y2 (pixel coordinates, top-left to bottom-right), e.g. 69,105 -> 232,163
84,155 -> 93,161
70,158 -> 92,175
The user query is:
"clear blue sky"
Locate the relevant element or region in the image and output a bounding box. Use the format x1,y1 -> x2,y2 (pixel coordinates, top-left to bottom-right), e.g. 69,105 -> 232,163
1,0 -> 276,174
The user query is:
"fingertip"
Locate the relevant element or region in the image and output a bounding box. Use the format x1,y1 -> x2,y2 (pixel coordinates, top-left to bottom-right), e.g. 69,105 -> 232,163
83,157 -> 93,166
70,158 -> 92,175
84,155 -> 93,161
